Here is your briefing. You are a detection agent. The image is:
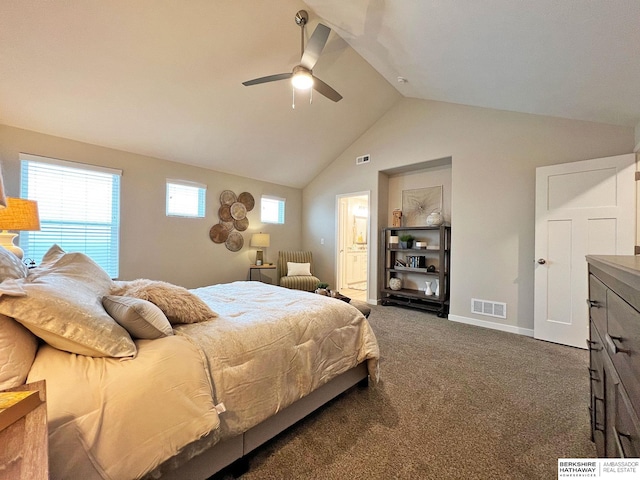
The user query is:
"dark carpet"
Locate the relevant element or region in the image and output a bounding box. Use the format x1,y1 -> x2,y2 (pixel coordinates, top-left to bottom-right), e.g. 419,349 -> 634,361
215,305 -> 594,479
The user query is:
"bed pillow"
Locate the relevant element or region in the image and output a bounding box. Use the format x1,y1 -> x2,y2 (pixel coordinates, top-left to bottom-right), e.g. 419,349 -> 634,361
0,246 -> 28,281
0,314 -> 39,390
287,262 -> 312,276
0,275 -> 136,358
103,295 -> 173,339
110,279 -> 217,324
28,244 -> 114,295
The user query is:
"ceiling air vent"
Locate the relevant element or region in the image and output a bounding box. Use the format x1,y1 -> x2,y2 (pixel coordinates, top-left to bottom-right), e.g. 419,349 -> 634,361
471,298 -> 507,319
356,154 -> 370,165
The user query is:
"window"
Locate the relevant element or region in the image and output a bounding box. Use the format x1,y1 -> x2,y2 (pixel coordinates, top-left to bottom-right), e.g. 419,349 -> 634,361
261,195 -> 285,224
166,179 -> 206,218
20,154 -> 121,277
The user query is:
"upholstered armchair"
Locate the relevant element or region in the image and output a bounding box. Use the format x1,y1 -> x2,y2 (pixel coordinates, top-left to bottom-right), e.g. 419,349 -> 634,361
277,251 -> 320,292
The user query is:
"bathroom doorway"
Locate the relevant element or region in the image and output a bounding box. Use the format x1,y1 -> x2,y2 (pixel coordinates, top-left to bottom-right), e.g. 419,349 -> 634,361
336,192 -> 369,302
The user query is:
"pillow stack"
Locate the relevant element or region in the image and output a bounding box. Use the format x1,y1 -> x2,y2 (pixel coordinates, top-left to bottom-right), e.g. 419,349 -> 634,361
0,245 -> 136,358
0,245 -> 219,371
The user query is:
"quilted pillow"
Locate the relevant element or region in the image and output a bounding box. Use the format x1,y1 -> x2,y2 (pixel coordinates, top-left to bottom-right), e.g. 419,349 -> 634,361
0,246 -> 28,281
103,295 -> 173,339
287,262 -> 312,276
110,279 -> 217,324
0,314 -> 38,390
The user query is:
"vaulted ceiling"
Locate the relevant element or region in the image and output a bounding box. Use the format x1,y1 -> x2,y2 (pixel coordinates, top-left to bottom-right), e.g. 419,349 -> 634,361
1,1 -> 638,188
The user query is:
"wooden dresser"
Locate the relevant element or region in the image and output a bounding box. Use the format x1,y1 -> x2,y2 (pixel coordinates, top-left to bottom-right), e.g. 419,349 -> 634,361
586,255 -> 640,458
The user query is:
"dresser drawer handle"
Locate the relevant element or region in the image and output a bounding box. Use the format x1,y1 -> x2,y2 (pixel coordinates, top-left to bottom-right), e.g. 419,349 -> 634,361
586,299 -> 601,308
608,334 -> 630,355
586,339 -> 603,351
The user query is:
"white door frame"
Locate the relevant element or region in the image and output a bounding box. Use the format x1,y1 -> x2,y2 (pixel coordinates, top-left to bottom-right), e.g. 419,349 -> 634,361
335,191 -> 371,297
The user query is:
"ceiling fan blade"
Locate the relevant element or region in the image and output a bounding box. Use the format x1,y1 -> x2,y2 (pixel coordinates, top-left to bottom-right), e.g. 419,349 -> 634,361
242,73 -> 292,86
300,23 -> 331,70
312,76 -> 343,102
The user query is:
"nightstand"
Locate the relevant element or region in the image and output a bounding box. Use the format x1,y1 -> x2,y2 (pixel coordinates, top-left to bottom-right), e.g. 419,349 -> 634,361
0,380 -> 48,479
249,264 -> 276,282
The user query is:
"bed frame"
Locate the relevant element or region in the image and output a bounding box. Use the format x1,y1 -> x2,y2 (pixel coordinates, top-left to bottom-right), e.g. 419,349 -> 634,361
159,362 -> 369,479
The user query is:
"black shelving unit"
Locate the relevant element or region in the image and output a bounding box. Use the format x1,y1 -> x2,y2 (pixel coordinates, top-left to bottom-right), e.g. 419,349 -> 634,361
380,225 -> 451,317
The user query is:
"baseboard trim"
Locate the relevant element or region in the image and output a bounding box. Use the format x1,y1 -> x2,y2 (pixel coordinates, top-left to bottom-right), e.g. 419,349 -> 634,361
448,314 -> 534,337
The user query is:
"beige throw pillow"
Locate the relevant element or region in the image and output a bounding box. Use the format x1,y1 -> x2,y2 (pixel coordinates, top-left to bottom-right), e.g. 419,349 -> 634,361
287,262 -> 312,276
103,295 -> 173,339
110,279 -> 217,324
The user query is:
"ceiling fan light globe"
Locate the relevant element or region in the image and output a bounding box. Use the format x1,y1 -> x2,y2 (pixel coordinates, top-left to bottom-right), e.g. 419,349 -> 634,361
291,72 -> 314,90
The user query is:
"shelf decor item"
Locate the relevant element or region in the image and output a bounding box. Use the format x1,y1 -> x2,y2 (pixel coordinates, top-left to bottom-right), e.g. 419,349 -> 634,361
426,210 -> 444,226
389,235 -> 399,248
389,277 -> 402,291
424,281 -> 433,296
399,234 -> 414,249
392,209 -> 402,227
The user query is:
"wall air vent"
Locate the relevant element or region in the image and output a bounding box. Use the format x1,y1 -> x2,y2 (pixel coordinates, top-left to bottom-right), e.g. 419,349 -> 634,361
356,154 -> 371,165
471,298 -> 507,319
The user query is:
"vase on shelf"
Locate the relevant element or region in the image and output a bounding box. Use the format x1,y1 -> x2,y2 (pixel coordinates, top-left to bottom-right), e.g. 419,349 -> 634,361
426,210 -> 444,226
424,281 -> 433,296
389,277 -> 402,291
434,279 -> 440,297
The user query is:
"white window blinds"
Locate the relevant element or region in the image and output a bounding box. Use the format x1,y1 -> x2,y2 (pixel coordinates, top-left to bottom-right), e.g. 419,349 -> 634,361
261,195 -> 285,224
166,179 -> 206,217
20,154 -> 122,277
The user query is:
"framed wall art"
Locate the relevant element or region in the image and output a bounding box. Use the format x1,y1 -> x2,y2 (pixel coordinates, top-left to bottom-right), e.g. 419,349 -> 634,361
401,186 -> 442,226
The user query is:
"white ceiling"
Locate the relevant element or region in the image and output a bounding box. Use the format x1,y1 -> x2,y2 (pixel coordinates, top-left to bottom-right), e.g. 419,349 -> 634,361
1,1 -> 639,188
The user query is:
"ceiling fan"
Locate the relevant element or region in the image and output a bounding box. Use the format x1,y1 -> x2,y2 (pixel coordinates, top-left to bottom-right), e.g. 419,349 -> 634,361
242,10 -> 343,104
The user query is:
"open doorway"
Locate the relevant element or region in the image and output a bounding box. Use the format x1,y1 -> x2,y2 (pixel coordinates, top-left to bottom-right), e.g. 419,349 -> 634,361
336,192 -> 370,302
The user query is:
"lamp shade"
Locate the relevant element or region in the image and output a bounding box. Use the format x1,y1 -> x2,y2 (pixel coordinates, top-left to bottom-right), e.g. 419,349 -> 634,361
0,198 -> 40,259
250,233 -> 270,248
0,198 -> 40,231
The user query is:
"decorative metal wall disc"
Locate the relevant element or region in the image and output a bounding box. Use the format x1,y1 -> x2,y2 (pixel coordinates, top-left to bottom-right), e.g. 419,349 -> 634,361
209,224 -> 229,244
218,204 -> 233,221
238,192 -> 255,211
220,220 -> 234,231
225,231 -> 244,252
233,217 -> 249,231
230,201 -> 247,220
220,190 -> 237,205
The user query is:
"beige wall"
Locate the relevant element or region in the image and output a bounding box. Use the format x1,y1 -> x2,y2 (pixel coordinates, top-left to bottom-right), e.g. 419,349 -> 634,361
302,97 -> 635,332
0,125 -> 302,288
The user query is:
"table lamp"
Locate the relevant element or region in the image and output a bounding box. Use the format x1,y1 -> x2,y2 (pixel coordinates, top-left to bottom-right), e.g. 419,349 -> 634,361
250,233 -> 270,265
0,198 -> 41,259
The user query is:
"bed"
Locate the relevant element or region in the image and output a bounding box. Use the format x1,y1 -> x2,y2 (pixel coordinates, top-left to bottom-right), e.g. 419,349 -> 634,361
0,245 -> 379,480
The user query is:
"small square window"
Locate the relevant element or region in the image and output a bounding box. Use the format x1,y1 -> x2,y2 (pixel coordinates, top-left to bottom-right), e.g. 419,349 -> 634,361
166,180 -> 206,218
261,195 -> 285,224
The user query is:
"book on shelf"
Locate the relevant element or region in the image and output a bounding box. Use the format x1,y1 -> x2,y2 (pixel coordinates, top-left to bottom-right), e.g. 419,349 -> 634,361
0,390 -> 42,431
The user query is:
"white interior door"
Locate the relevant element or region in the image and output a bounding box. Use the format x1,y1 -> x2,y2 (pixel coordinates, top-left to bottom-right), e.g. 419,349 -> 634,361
534,154 -> 636,348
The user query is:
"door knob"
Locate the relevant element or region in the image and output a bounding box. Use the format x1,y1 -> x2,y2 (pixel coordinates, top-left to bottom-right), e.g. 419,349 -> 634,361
537,258 -> 546,264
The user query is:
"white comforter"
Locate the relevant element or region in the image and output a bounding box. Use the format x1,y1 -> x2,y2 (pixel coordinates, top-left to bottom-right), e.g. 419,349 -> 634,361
27,281 -> 379,480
